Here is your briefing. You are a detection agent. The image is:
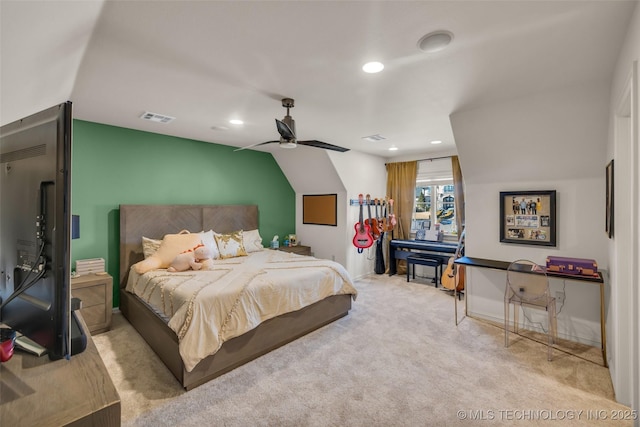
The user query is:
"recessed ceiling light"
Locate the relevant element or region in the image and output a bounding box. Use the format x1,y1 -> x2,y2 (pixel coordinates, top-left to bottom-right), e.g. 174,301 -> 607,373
388,146 -> 398,151
362,61 -> 384,73
417,30 -> 453,53
229,119 -> 244,125
430,140 -> 443,145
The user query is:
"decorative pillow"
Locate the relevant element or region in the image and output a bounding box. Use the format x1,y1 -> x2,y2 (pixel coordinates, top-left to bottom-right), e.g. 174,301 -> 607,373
142,236 -> 162,259
199,230 -> 220,260
243,229 -> 264,253
133,231 -> 202,274
214,230 -> 247,259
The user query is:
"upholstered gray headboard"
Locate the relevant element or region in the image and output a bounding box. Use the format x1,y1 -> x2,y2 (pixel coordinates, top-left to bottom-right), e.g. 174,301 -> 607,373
119,204 -> 258,288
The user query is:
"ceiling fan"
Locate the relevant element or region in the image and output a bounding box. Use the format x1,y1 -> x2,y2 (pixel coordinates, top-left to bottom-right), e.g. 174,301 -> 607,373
235,98 -> 349,152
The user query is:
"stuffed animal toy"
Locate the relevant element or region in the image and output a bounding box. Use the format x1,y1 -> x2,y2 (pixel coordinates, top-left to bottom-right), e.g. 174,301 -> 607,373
190,245 -> 214,271
134,231 -> 201,274
167,243 -> 212,272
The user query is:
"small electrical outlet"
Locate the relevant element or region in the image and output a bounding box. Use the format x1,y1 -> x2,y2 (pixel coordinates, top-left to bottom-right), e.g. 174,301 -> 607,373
556,291 -> 565,304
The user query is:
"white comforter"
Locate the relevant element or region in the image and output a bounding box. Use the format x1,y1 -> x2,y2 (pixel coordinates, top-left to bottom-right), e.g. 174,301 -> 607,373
126,249 -> 357,371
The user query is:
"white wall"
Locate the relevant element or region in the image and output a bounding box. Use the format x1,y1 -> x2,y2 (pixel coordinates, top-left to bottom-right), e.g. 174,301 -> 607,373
328,150 -> 387,279
464,178 -> 606,345
606,1 -> 639,410
272,147 -> 347,263
450,81 -> 611,348
273,147 -> 387,280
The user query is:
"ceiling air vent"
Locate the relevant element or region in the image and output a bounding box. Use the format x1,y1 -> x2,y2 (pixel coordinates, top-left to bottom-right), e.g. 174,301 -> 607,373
361,134 -> 386,142
140,111 -> 175,124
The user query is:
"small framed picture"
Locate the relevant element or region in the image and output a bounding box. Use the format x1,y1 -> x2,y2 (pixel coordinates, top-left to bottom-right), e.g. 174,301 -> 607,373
500,190 -> 556,246
606,160 -> 614,238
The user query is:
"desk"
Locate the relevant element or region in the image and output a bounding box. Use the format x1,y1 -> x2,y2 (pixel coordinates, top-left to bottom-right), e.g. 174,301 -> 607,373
0,314 -> 121,425
454,256 -> 607,367
389,239 -> 458,275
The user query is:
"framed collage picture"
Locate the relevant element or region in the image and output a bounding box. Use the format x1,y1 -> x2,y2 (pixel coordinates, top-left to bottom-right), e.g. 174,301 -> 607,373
499,190 -> 557,246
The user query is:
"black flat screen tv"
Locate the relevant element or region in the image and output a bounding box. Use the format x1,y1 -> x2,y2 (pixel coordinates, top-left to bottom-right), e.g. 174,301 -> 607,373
0,101 -> 76,360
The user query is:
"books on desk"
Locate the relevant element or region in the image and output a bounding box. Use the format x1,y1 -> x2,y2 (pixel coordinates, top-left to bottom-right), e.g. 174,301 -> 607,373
545,256 -> 598,277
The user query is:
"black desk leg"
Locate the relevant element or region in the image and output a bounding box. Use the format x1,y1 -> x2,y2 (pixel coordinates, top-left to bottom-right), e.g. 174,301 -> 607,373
389,250 -> 397,275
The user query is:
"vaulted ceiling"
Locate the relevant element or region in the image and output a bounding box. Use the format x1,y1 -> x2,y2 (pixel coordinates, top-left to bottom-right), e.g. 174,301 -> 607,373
1,1 -> 635,158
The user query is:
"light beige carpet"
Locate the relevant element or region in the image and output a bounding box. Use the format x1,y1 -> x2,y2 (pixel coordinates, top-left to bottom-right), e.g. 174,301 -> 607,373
93,274 -> 631,426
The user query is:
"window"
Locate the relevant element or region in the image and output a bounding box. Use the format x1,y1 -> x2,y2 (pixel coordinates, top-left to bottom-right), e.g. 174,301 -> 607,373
411,159 -> 458,236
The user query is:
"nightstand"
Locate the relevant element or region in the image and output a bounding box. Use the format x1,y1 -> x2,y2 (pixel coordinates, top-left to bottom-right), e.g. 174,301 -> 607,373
276,245 -> 312,256
70,273 -> 113,334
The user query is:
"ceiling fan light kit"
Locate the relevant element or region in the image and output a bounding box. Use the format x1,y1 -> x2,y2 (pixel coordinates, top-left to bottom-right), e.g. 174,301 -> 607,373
279,141 -> 297,149
235,98 -> 349,152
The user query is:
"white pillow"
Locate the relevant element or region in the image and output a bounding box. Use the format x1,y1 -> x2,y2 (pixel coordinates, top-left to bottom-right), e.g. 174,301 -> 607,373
215,230 -> 247,259
142,236 -> 162,259
199,230 -> 220,260
243,229 -> 264,253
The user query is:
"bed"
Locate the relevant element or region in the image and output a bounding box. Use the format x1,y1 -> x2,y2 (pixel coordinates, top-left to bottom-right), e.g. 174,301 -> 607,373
119,204 -> 356,390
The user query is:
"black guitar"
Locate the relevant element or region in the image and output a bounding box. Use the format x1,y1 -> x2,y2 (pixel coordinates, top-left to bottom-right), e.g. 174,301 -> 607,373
374,198 -> 386,274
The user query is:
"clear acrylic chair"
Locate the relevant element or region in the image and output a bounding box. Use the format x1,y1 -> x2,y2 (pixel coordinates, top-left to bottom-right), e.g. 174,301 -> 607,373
504,259 -> 558,361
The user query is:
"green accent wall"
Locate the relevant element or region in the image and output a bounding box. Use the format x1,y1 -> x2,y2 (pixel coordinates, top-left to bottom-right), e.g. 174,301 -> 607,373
71,120 -> 295,306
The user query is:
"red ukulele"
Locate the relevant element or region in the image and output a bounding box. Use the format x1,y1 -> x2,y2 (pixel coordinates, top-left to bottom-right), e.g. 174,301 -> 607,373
353,194 -> 374,253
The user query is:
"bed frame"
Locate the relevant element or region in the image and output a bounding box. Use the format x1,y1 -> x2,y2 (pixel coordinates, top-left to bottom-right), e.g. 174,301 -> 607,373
119,204 -> 352,390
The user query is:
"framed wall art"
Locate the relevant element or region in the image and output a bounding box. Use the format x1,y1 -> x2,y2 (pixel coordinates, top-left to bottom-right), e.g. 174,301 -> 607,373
499,190 -> 556,246
606,160 -> 614,238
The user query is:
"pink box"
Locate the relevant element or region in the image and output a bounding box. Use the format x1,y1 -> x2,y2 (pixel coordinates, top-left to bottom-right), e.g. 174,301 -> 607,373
545,256 -> 598,276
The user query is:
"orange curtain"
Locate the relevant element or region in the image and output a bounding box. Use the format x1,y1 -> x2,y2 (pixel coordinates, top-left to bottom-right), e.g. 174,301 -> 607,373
451,155 -> 466,290
386,161 -> 417,274
451,155 -> 465,235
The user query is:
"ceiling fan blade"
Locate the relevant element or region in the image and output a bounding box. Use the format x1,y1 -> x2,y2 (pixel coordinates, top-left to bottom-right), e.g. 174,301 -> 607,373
233,141 -> 278,152
275,118 -> 295,140
297,140 -> 350,152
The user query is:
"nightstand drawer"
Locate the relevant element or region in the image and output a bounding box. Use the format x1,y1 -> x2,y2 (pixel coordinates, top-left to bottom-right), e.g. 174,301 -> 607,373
71,273 -> 113,334
73,285 -> 105,307
80,304 -> 107,329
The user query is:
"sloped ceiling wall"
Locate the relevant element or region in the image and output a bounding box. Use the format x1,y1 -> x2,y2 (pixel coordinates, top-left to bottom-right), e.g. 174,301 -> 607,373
451,83 -> 609,186
0,1 -> 104,124
273,148 -> 344,194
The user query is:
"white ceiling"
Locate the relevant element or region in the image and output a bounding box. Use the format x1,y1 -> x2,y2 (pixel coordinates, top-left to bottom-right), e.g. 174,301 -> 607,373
1,1 -> 636,158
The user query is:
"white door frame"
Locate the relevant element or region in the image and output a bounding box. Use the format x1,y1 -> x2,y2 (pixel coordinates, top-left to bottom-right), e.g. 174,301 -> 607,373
612,60 -> 638,413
